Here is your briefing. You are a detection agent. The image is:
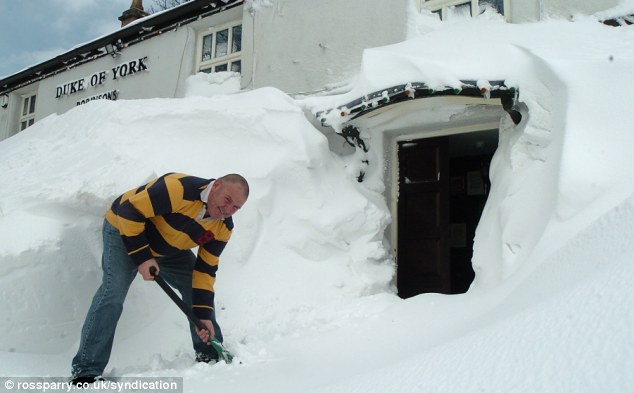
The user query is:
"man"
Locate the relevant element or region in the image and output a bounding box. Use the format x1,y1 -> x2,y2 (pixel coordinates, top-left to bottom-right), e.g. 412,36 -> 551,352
71,173 -> 249,384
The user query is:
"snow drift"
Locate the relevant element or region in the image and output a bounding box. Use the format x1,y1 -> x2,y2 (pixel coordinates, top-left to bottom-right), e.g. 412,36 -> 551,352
0,86 -> 394,358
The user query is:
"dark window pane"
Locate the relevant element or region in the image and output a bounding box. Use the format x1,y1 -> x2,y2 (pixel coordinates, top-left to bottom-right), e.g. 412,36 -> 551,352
215,63 -> 228,72
29,95 -> 36,114
21,121 -> 27,130
215,29 -> 228,58
202,34 -> 212,61
230,60 -> 241,73
22,97 -> 29,116
481,0 -> 504,13
200,67 -> 212,74
232,25 -> 242,53
450,2 -> 472,18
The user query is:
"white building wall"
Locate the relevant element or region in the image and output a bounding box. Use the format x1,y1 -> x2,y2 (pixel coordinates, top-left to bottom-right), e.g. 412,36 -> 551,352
420,0 -> 620,23
507,0 -> 620,22
506,0 -> 541,22
242,0 -> 410,94
0,94 -> 19,140
542,0 -> 619,18
37,28 -> 195,118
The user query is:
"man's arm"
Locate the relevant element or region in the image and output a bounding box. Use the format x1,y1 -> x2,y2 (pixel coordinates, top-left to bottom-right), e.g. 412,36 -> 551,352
191,241 -> 225,320
112,174 -> 184,265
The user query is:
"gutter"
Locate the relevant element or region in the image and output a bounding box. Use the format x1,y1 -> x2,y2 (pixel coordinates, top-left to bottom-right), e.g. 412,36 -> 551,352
316,79 -> 521,127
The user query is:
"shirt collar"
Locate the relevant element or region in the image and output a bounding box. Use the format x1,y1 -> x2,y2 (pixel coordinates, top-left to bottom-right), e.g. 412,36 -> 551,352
200,179 -> 216,203
198,180 -> 217,221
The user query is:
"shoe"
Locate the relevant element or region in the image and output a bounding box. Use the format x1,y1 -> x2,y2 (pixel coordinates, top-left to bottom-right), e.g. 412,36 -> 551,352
195,351 -> 218,363
70,375 -> 105,385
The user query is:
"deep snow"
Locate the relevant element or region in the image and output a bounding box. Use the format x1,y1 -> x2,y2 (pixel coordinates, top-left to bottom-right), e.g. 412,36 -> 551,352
1,5 -> 634,393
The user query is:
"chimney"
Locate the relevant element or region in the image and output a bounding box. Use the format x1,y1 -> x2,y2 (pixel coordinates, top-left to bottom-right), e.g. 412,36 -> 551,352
119,0 -> 149,28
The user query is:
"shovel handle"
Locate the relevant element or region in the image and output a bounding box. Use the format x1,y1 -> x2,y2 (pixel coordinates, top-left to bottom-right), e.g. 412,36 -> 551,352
148,265 -> 234,363
149,266 -> 206,331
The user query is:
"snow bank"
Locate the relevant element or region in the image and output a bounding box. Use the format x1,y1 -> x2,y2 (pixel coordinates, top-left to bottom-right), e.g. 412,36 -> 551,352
0,87 -> 394,364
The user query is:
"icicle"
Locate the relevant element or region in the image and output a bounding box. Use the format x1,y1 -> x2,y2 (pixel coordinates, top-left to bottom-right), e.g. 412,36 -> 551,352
477,80 -> 492,99
404,82 -> 416,98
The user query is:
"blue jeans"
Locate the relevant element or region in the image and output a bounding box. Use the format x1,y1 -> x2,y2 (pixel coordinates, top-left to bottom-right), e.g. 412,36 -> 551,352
71,220 -> 222,378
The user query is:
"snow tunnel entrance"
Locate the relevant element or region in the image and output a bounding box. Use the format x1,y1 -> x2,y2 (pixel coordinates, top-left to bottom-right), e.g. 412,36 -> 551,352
396,129 -> 498,298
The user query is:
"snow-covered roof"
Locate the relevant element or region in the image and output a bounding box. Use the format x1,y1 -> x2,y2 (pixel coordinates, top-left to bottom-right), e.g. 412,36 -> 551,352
596,1 -> 634,26
316,79 -> 521,129
601,13 -> 634,26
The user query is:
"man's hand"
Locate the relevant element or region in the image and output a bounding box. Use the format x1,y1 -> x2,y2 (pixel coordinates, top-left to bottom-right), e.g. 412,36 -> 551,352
196,319 -> 215,343
138,258 -> 159,281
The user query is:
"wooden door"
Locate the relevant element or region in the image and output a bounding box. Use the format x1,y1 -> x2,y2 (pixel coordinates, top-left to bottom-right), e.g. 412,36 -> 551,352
397,137 -> 451,298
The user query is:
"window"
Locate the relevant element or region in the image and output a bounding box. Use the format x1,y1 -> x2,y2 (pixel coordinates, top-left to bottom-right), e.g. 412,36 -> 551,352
20,94 -> 36,131
421,0 -> 506,20
480,0 -> 504,14
448,2 -> 472,18
197,22 -> 242,74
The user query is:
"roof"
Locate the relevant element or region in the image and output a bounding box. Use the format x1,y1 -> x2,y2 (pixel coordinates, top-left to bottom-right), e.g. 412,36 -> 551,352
0,0 -> 244,95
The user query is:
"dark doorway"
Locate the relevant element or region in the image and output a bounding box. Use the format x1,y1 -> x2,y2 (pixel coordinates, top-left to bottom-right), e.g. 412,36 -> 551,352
397,130 -> 498,298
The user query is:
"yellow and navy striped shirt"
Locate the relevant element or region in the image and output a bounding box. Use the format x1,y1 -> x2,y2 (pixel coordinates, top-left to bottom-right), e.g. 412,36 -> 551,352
104,173 -> 233,319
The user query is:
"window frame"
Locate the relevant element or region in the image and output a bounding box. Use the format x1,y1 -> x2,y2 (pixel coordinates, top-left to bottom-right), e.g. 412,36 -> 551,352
420,0 -> 508,21
19,93 -> 37,131
196,21 -> 242,74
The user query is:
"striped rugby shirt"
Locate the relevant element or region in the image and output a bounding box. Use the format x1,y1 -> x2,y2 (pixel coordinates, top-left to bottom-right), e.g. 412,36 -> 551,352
104,172 -> 233,319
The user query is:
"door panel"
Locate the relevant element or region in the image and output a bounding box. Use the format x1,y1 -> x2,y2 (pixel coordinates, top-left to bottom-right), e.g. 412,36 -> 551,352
397,137 -> 450,298
403,193 -> 440,232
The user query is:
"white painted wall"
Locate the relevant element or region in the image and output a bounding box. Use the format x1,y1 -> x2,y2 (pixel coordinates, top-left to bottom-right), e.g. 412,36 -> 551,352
37,28 -> 195,118
542,0 -> 619,18
242,0 -> 411,94
507,0 -> 619,22
420,0 -> 620,22
0,94 -> 19,140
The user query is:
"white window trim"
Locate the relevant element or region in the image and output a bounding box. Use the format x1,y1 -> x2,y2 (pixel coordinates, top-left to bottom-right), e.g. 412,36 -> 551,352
196,21 -> 242,74
19,93 -> 36,131
419,0 -> 509,21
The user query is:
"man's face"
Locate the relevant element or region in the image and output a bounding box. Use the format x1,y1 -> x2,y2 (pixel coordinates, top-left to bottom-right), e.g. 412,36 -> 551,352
206,180 -> 247,219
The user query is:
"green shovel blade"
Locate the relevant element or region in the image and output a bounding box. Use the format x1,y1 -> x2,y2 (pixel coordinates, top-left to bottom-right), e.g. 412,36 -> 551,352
210,338 -> 234,364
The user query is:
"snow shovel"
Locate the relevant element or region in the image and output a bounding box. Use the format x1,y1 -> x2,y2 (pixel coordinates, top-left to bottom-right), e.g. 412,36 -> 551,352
149,266 -> 234,364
